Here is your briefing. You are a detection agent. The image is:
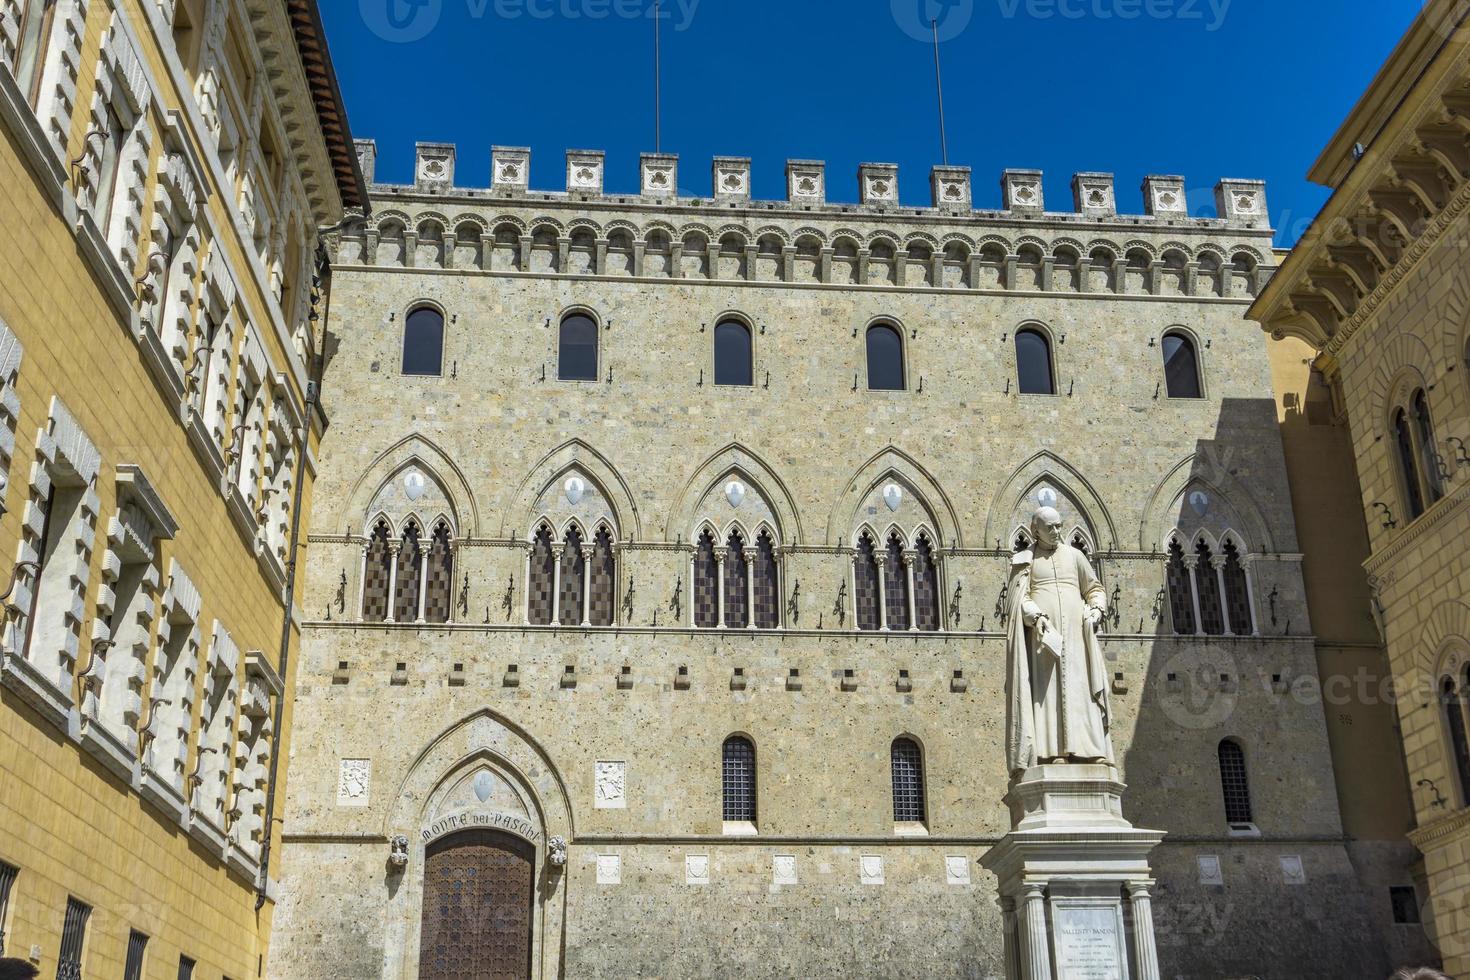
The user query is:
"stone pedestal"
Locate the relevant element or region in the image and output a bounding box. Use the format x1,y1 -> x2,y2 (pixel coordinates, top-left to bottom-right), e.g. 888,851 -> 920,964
981,765 -> 1164,980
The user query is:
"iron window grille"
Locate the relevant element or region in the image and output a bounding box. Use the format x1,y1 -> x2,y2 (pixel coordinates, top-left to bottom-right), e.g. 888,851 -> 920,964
177,955 -> 195,980
0,861 -> 17,956
123,931 -> 148,980
1218,740 -> 1254,826
722,737 -> 756,822
891,739 -> 926,823
57,897 -> 91,980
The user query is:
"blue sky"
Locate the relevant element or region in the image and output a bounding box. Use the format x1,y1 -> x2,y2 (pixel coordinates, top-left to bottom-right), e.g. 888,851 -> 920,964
324,0 -> 1420,246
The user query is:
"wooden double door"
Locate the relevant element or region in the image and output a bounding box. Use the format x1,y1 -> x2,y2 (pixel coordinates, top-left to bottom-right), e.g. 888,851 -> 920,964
419,830 -> 535,980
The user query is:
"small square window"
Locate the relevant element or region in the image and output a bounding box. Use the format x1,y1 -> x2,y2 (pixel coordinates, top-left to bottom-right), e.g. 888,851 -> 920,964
1390,886 -> 1421,925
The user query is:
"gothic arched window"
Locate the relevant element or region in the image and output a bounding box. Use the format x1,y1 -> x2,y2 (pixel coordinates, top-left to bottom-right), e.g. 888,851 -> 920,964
724,530 -> 749,629
589,526 -> 617,627
1015,328 -> 1055,395
527,525 -> 556,626
558,312 -> 599,382
722,736 -> 757,823
752,530 -> 779,630
693,529 -> 718,629
1414,390 -> 1445,504
558,526 -> 586,627
1195,538 -> 1225,636
401,306 -> 444,376
1162,331 -> 1202,399
1166,538 -> 1196,635
891,738 -> 926,824
361,519 -> 392,622
1218,740 -> 1254,827
1444,677 -> 1470,807
423,520 -> 454,624
884,533 -> 910,631
715,320 -> 753,387
1221,539 -> 1253,636
912,534 -> 941,632
393,522 -> 424,623
1394,407 -> 1427,520
854,533 -> 881,631
866,323 -> 905,391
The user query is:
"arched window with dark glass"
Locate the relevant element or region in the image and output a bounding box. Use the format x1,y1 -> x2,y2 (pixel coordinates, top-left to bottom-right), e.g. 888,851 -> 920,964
423,520 -> 454,624
912,533 -> 941,632
392,521 -> 424,623
589,526 -> 617,627
724,530 -> 748,628
1414,390 -> 1445,504
884,533 -> 910,631
527,525 -> 556,626
714,320 -> 753,387
1015,328 -> 1055,395
1221,538 -> 1253,636
693,529 -> 718,629
1394,408 -> 1426,519
866,323 -> 905,391
558,526 -> 586,627
722,736 -> 756,823
891,738 -> 926,823
1195,538 -> 1225,636
1444,678 -> 1470,806
361,519 -> 392,622
752,530 -> 779,629
401,306 -> 444,376
1217,740 -> 1254,827
1166,538 -> 1196,635
558,311 -> 599,381
854,533 -> 880,631
1162,331 -> 1202,399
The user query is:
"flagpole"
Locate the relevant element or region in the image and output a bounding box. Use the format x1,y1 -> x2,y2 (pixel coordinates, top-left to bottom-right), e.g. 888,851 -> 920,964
932,18 -> 949,165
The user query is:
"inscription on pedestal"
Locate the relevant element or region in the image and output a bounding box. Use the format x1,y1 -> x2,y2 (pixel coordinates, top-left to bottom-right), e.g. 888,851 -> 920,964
1053,904 -> 1127,980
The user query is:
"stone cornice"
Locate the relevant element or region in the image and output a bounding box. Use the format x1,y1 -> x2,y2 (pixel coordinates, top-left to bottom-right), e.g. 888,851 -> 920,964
1364,479 -> 1470,575
1408,805 -> 1470,850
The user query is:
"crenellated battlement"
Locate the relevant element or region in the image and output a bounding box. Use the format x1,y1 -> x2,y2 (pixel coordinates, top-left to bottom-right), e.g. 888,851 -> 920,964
355,139 -> 1271,232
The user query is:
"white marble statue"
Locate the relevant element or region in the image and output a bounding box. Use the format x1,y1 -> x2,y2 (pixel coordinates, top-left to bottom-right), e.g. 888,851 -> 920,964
1005,506 -> 1114,774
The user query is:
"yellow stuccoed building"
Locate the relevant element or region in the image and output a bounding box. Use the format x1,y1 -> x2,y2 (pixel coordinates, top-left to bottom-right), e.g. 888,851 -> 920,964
0,1 -> 362,977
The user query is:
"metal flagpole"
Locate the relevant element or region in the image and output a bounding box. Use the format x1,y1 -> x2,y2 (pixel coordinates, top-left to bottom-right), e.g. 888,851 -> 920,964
932,18 -> 949,165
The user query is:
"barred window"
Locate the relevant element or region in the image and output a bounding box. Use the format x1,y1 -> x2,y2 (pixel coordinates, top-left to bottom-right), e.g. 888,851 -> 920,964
693,529 -> 718,629
527,524 -> 556,626
123,930 -> 148,980
58,896 -> 91,980
891,738 -> 926,823
1166,538 -> 1195,635
722,736 -> 756,823
854,533 -> 880,631
177,955 -> 195,980
1217,740 -> 1254,826
0,861 -> 16,957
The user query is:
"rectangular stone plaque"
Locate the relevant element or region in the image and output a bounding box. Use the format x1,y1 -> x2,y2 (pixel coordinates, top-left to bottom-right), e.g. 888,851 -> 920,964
1052,903 -> 1127,980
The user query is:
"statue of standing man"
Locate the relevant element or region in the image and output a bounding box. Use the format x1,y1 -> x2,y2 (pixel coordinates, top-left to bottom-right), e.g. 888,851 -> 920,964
1005,507 -> 1114,775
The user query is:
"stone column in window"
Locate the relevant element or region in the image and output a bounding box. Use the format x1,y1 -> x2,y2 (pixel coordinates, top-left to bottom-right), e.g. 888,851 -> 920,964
1241,554 -> 1261,636
875,553 -> 889,632
416,546 -> 429,623
744,551 -> 756,631
1128,881 -> 1162,980
522,544 -> 533,626
550,543 -> 565,627
1021,883 -> 1052,980
903,551 -> 919,633
384,542 -> 400,624
819,246 -> 834,284
1211,554 -> 1232,636
715,552 -> 727,630
356,539 -> 369,620
581,544 -> 594,627
687,553 -> 696,628
781,245 -> 796,283
1183,554 -> 1203,636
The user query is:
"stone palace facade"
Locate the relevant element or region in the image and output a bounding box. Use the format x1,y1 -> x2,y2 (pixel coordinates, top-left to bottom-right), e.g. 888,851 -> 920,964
265,138 -> 1436,978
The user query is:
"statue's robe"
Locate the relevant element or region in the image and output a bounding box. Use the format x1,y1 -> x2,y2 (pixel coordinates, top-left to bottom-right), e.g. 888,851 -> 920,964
1005,543 -> 1113,774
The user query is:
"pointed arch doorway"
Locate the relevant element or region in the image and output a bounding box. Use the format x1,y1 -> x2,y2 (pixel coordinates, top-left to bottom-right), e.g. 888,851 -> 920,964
418,830 -> 535,980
